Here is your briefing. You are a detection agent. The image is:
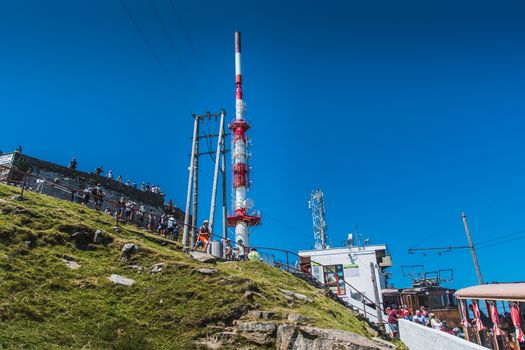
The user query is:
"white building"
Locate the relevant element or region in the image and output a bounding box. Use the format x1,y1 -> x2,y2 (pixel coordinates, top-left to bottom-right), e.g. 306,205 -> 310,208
298,244 -> 392,324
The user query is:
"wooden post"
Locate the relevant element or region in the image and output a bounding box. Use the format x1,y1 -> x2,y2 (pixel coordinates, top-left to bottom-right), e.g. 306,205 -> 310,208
458,302 -> 472,342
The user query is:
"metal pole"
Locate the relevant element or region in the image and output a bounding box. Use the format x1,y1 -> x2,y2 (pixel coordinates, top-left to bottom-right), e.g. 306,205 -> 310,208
191,120 -> 200,246
221,116 -> 228,256
461,211 -> 484,285
370,262 -> 385,330
208,110 -> 225,233
182,115 -> 198,247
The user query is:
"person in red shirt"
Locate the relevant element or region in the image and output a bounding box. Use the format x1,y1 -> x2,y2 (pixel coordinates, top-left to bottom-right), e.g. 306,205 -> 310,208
401,304 -> 412,320
388,305 -> 400,338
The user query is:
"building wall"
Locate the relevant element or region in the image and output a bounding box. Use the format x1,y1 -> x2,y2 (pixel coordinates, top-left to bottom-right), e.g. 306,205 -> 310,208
398,319 -> 486,350
1,152 -> 185,222
299,246 -> 388,323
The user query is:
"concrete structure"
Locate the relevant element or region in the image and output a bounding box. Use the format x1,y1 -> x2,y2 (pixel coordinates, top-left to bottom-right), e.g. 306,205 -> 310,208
0,152 -> 183,221
298,244 -> 393,324
226,31 -> 261,246
399,319 -> 487,350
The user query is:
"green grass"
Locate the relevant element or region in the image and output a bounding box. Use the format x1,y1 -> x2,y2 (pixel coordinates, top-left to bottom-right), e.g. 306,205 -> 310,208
0,183 -> 386,349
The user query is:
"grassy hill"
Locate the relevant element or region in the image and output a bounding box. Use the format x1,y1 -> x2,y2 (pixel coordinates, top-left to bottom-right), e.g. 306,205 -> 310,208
0,183 -> 392,349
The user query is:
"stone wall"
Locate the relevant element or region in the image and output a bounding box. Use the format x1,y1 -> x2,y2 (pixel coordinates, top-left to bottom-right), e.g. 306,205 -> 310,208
398,319 -> 486,350
1,152 -> 185,223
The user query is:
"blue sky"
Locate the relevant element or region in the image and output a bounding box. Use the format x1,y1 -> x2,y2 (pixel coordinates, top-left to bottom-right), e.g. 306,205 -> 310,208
1,0 -> 524,289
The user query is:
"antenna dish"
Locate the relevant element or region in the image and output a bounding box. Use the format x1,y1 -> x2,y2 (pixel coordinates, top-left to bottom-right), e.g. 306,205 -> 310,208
244,198 -> 254,209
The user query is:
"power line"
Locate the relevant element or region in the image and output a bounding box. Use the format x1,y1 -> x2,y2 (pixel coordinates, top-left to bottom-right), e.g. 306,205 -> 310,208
148,0 -> 207,107
119,0 -> 192,113
263,211 -> 312,239
410,216 -> 461,248
167,0 -> 224,107
475,228 -> 525,247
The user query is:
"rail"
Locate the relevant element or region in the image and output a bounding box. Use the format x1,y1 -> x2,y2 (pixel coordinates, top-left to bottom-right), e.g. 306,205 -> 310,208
0,164 -> 384,326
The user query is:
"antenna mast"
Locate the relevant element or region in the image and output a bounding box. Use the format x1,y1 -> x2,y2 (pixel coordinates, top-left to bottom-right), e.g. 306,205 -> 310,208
309,189 -> 328,249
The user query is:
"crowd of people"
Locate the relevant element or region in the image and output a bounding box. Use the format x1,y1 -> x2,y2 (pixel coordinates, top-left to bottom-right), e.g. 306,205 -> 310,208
385,304 -> 462,339
71,166 -> 255,261
68,157 -> 163,196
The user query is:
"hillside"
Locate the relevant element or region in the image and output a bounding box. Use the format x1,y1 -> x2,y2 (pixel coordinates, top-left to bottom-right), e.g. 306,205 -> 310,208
0,183 -> 398,349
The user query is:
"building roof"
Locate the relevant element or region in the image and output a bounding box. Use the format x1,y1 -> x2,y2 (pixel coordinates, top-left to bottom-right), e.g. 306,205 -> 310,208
298,244 -> 387,255
455,283 -> 525,302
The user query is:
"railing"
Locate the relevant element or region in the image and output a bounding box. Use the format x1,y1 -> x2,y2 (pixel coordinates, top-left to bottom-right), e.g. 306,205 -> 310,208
0,163 -> 385,330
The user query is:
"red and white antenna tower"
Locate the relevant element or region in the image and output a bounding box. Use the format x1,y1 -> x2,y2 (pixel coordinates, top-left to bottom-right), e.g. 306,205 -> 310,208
226,32 -> 261,247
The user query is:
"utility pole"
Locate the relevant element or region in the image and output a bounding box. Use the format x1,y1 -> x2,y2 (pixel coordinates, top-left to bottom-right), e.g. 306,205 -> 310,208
208,109 -> 226,233
191,122 -> 200,245
461,211 -> 484,285
221,131 -> 228,254
183,111 -> 230,249
370,262 -> 385,331
183,115 -> 199,247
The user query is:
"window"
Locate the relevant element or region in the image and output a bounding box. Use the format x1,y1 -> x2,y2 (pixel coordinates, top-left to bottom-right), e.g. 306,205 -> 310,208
324,265 -> 346,295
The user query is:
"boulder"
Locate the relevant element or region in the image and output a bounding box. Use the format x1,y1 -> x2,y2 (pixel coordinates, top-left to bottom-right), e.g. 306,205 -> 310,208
237,321 -> 277,346
189,250 -> 217,263
276,325 -> 395,350
121,243 -> 139,260
287,312 -> 308,323
108,274 -> 135,287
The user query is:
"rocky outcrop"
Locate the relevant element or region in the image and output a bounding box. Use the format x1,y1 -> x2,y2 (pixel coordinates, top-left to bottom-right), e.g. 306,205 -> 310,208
237,321 -> 277,346
276,325 -> 396,350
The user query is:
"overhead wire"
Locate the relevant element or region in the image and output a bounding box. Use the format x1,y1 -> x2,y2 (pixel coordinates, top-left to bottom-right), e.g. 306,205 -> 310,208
167,0 -> 224,107
148,0 -> 207,107
410,216 -> 462,249
263,211 -> 312,239
119,0 -> 193,113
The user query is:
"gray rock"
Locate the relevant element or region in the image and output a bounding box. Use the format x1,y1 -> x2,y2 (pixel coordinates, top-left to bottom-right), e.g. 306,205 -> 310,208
238,322 -> 277,346
287,312 -> 308,323
276,325 -> 395,350
189,250 -> 217,263
108,274 -> 135,287
247,310 -> 262,320
280,289 -> 313,302
61,259 -> 81,270
151,263 -> 165,273
193,268 -> 218,275
121,243 -> 139,260
246,310 -> 278,320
